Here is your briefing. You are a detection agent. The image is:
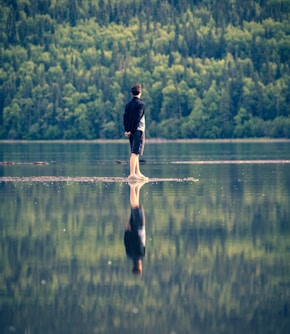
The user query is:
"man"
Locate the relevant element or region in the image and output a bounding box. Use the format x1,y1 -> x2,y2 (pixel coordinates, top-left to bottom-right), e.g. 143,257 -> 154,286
123,83 -> 148,180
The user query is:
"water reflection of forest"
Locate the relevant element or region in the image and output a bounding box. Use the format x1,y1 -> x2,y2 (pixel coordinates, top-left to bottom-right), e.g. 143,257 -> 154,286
0,163 -> 289,333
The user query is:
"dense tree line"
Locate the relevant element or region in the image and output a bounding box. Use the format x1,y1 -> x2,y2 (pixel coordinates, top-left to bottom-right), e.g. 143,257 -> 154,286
0,0 -> 290,139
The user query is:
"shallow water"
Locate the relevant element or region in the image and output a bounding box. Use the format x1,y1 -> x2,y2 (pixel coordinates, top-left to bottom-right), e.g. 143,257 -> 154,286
0,141 -> 290,334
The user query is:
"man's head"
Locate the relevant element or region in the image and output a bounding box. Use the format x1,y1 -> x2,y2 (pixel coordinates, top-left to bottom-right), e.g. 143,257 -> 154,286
131,84 -> 142,96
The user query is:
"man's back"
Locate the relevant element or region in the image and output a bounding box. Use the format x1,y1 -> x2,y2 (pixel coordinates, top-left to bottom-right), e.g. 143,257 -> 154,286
124,97 -> 144,133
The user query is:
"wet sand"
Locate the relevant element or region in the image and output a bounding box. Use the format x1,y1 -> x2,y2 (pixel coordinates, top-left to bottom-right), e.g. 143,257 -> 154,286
0,176 -> 199,183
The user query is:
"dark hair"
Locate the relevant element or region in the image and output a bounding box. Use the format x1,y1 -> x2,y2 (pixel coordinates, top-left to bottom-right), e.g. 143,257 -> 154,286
131,84 -> 142,96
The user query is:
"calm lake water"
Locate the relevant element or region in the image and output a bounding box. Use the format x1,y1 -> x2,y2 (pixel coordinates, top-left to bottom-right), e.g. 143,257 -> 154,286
1,141 -> 290,334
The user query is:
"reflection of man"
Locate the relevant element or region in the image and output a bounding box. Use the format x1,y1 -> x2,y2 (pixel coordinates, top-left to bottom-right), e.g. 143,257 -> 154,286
124,181 -> 146,276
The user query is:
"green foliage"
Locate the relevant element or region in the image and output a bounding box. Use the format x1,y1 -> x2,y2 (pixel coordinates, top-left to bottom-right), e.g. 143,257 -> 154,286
0,0 -> 290,139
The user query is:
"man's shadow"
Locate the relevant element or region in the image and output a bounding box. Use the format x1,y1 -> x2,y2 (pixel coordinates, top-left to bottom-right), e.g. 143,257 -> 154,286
124,180 -> 147,276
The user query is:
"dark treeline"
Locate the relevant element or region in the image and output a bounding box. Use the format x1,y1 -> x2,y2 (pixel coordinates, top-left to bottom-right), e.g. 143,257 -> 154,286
1,0 -> 290,139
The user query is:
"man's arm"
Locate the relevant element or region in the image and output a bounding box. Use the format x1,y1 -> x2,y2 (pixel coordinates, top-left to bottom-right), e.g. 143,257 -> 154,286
124,100 -> 144,133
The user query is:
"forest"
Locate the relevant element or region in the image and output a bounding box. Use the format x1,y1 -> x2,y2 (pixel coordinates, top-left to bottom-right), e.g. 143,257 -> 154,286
1,0 -> 290,139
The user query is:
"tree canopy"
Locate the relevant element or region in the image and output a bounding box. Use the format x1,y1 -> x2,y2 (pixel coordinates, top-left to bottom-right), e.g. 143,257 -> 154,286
0,0 -> 290,139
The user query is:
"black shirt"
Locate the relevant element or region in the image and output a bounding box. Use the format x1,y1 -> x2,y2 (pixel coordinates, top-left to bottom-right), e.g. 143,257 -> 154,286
123,97 -> 145,133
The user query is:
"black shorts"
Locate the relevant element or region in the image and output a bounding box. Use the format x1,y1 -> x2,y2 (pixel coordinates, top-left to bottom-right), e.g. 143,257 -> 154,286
129,130 -> 143,154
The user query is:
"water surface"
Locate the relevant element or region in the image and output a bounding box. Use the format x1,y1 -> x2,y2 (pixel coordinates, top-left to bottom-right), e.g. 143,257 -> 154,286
0,141 -> 290,334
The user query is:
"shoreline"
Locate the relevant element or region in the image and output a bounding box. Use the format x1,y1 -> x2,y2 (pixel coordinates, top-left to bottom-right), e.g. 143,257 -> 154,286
0,138 -> 290,144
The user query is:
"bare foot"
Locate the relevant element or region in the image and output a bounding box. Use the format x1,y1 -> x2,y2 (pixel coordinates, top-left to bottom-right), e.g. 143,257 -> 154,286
135,174 -> 148,180
128,174 -> 138,180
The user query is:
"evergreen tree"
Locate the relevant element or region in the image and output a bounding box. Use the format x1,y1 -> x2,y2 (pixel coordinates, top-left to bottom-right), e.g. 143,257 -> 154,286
0,0 -> 289,139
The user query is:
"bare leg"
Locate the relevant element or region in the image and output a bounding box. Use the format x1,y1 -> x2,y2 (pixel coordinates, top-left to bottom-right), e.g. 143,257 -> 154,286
135,155 -> 141,176
128,153 -> 147,179
129,153 -> 139,178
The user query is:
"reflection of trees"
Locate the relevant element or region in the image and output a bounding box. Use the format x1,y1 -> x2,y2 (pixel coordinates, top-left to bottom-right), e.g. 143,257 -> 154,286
0,165 -> 290,333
